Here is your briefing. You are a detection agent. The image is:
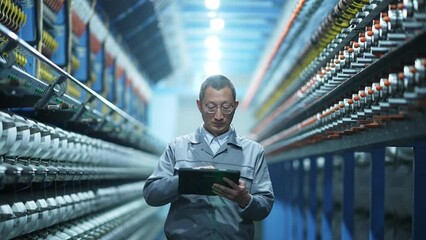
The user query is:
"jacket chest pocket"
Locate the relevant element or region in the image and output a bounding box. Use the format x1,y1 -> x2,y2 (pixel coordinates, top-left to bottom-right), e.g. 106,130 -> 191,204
174,160 -> 199,169
173,143 -> 213,173
173,159 -> 213,175
239,166 -> 254,192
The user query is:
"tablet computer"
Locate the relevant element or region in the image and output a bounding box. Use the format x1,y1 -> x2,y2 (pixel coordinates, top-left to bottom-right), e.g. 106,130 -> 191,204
178,168 -> 241,195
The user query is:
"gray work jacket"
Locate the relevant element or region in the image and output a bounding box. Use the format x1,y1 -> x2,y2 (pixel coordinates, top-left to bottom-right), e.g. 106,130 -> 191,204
143,127 -> 274,240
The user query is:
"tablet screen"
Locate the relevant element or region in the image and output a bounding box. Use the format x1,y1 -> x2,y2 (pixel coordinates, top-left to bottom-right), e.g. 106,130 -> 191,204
178,168 -> 241,195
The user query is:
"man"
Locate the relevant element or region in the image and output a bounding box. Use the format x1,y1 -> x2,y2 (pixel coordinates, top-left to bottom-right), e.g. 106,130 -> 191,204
143,75 -> 274,240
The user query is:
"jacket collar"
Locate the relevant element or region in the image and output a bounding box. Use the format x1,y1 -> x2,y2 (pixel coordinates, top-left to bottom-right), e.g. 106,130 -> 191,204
189,125 -> 242,148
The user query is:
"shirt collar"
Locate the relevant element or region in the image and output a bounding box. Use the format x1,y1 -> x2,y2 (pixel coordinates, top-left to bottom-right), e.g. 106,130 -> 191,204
192,125 -> 242,149
201,124 -> 233,146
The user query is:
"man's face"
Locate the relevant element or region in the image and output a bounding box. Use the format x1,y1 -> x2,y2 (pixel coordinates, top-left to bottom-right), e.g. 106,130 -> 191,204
197,86 -> 239,136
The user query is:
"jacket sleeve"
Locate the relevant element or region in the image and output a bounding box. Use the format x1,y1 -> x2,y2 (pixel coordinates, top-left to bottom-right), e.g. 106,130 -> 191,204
143,141 -> 180,206
240,147 -> 274,221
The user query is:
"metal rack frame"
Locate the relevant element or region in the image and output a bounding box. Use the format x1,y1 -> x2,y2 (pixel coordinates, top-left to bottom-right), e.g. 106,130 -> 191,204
259,31 -> 426,142
0,24 -> 163,154
258,1 -> 426,240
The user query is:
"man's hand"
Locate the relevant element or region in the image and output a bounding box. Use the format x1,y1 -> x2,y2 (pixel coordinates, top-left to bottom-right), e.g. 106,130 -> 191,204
212,178 -> 252,208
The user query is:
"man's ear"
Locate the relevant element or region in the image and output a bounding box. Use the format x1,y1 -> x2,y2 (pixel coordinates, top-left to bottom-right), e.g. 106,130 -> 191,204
196,99 -> 202,112
234,100 -> 239,109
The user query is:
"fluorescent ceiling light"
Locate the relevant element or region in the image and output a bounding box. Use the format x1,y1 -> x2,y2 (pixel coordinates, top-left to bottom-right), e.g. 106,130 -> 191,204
207,49 -> 222,61
204,61 -> 221,75
204,36 -> 220,49
208,11 -> 217,18
205,0 -> 220,10
210,18 -> 224,31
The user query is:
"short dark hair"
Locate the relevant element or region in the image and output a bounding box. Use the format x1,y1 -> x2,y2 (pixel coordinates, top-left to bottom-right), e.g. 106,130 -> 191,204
199,75 -> 236,102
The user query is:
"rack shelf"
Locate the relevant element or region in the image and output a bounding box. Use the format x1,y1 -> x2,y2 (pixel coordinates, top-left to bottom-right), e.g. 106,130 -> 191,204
0,23 -> 163,154
259,31 -> 426,142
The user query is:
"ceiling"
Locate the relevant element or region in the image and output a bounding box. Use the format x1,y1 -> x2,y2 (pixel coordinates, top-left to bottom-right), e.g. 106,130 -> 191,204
95,0 -> 287,95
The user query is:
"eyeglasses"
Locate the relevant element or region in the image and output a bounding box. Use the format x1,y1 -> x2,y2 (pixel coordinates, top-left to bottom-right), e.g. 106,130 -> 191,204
204,103 -> 235,114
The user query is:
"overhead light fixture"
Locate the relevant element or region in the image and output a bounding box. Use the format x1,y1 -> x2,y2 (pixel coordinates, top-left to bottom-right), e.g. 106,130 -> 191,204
205,0 -> 220,10
204,61 -> 221,75
204,36 -> 220,49
207,49 -> 222,61
210,18 -> 224,31
208,11 -> 217,18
